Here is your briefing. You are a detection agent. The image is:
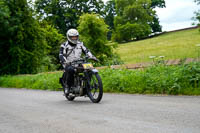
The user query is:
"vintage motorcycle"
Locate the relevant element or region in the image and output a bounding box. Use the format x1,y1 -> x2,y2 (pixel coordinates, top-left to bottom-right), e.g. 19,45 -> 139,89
60,57 -> 103,103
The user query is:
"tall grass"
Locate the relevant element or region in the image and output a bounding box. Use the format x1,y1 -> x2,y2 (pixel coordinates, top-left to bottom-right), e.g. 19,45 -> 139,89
100,62 -> 200,95
0,72 -> 63,91
116,29 -> 200,64
0,62 -> 200,95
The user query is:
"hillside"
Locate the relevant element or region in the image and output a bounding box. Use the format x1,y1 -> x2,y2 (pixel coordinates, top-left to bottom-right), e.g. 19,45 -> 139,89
116,28 -> 200,64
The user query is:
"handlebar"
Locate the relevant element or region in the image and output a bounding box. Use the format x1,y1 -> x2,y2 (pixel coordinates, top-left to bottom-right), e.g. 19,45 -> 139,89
64,56 -> 98,66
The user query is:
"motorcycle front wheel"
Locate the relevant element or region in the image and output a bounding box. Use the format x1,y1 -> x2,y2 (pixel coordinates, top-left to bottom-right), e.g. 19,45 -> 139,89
87,73 -> 103,103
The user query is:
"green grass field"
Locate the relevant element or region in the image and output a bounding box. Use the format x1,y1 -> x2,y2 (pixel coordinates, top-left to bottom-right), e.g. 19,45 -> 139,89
116,28 -> 200,64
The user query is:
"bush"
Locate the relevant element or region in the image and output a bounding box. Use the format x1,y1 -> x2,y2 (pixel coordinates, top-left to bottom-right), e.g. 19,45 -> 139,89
112,22 -> 151,42
78,13 -> 122,66
100,62 -> 200,95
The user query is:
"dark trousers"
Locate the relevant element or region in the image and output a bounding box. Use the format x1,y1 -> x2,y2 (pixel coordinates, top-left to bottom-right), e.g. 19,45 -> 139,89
62,65 -> 75,88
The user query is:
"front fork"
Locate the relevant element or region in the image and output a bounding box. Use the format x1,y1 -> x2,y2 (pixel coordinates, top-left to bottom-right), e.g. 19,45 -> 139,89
84,69 -> 98,93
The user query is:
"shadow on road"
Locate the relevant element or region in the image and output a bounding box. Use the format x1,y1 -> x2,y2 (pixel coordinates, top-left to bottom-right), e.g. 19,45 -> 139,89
53,98 -> 105,106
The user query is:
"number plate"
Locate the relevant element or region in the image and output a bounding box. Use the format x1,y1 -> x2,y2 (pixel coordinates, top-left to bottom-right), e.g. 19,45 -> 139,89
82,63 -> 93,69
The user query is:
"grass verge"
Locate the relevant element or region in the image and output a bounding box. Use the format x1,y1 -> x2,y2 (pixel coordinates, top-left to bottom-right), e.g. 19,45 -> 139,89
0,71 -> 63,91
0,62 -> 200,95
100,62 -> 200,95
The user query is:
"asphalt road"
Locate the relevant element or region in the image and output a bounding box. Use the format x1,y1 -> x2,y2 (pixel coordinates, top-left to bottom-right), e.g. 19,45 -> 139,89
0,88 -> 200,133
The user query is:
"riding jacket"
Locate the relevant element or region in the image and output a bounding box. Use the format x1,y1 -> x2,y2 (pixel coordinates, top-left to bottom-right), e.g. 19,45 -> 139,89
59,41 -> 93,65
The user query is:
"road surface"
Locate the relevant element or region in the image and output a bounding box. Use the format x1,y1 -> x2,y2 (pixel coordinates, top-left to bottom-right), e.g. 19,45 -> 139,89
0,88 -> 200,133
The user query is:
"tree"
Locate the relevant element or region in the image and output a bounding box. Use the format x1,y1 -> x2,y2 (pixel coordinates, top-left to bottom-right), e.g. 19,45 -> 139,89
151,0 -> 165,8
195,0 -> 200,4
0,0 -> 61,75
103,0 -> 165,40
78,13 -> 119,65
194,0 -> 200,29
112,0 -> 153,42
0,0 -> 11,74
104,0 -> 116,30
34,0 -> 105,35
104,0 -> 116,40
39,21 -> 65,70
112,0 -> 166,43
150,0 -> 165,33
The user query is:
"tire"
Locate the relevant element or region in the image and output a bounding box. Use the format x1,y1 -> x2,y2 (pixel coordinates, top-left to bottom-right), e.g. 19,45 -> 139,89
61,74 -> 75,101
63,87 -> 75,101
87,73 -> 103,103
65,94 -> 75,101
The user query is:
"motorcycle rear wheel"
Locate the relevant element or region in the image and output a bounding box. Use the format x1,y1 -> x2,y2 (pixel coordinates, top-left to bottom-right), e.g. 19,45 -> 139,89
62,77 -> 75,101
65,94 -> 75,101
87,73 -> 103,103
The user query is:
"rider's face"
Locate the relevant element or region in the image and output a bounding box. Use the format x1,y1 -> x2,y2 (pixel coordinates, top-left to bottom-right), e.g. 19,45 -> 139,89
71,36 -> 78,40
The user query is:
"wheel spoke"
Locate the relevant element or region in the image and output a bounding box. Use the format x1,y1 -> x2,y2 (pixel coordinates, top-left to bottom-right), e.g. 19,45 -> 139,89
92,89 -> 97,97
90,75 -> 99,98
87,73 -> 103,103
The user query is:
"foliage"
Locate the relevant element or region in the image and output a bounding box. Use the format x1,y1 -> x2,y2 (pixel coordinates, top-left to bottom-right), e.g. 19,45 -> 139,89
112,22 -> 152,42
194,0 -> 200,31
104,0 -> 116,40
195,0 -> 200,5
0,72 -> 63,91
100,62 -> 200,95
150,0 -> 166,33
1,62 -> 200,95
39,21 -> 65,70
0,0 -> 49,75
151,0 -> 165,8
34,0 -> 105,35
150,15 -> 162,33
112,0 -> 165,42
112,0 -> 153,42
0,0 -> 64,75
78,13 -> 122,65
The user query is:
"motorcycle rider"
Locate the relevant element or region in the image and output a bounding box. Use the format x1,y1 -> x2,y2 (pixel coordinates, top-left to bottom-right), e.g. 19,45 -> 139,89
59,29 -> 97,95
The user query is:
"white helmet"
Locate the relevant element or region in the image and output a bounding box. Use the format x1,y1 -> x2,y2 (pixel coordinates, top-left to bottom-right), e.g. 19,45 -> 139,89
66,29 -> 79,45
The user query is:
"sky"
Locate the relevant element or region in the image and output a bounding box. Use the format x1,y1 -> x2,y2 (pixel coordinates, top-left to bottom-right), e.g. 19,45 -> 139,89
103,0 -> 200,31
